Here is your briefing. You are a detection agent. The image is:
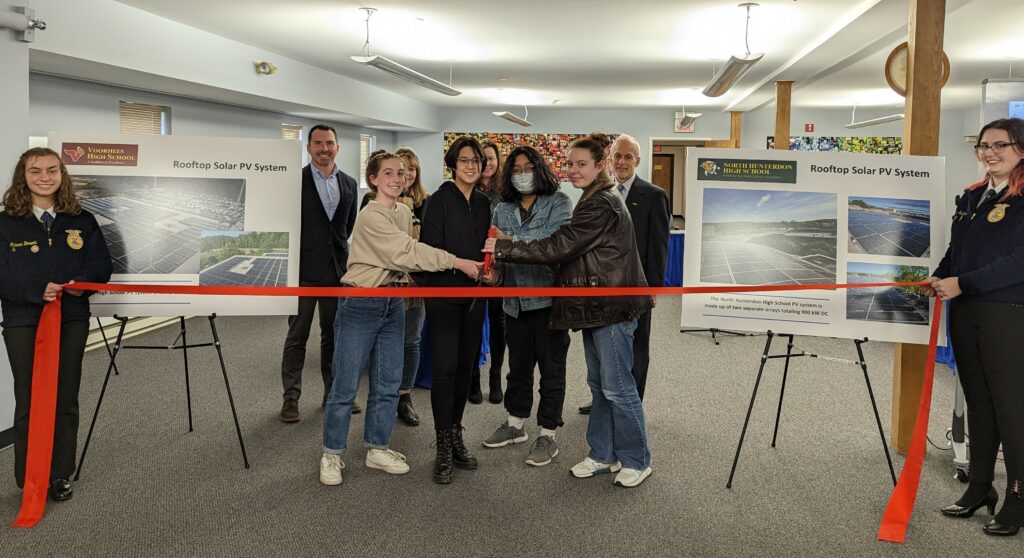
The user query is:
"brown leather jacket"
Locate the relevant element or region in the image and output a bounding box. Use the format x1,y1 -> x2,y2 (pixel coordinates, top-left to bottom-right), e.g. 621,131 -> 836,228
494,182 -> 652,330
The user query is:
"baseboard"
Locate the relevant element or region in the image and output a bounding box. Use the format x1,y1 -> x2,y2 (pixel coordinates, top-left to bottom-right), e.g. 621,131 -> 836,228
0,427 -> 12,450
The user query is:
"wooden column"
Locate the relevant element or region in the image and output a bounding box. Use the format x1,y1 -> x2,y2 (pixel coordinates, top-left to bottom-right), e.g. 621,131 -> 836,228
892,0 -> 945,454
730,111 -> 743,148
774,81 -> 793,150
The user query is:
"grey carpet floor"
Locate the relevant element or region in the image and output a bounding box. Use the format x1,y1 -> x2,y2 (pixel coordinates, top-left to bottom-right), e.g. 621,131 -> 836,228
0,296 -> 1020,556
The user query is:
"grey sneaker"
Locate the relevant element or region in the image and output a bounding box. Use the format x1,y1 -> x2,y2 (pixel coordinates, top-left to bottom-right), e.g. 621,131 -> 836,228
482,420 -> 529,448
525,435 -> 558,467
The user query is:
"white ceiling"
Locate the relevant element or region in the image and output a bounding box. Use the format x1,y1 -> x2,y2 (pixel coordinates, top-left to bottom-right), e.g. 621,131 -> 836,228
115,0 -> 1022,112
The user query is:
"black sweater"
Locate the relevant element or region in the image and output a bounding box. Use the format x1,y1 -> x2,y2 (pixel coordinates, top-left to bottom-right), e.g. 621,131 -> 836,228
0,210 -> 113,327
420,181 -> 491,292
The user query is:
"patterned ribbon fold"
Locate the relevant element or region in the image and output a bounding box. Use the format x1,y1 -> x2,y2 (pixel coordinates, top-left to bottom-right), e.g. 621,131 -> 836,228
17,280 -> 938,536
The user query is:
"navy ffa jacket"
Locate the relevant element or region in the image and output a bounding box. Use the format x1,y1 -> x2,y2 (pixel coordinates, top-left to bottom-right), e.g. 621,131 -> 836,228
420,181 -> 491,292
0,210 -> 113,327
623,176 -> 671,288
933,184 -> 1024,303
299,164 -> 358,286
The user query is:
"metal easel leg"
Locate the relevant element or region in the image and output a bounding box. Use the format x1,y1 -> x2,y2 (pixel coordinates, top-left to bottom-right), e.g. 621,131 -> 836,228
727,331 -> 775,489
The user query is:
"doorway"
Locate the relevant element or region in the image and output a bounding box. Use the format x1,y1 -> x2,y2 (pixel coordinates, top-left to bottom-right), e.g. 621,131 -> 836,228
651,154 -> 674,208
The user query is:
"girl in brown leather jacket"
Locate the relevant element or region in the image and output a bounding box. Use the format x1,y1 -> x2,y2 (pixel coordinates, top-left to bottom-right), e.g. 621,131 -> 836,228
484,133 -> 654,487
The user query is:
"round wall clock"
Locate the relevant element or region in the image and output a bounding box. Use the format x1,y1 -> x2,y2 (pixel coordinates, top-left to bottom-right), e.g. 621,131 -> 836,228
884,41 -> 951,97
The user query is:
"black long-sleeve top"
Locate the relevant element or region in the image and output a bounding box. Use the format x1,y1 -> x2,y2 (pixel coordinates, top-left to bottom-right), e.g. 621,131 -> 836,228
419,181 -> 491,293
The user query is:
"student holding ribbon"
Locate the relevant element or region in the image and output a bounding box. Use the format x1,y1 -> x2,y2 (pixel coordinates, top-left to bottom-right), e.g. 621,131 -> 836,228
0,147 -> 112,502
924,117 -> 1024,537
483,133 -> 654,487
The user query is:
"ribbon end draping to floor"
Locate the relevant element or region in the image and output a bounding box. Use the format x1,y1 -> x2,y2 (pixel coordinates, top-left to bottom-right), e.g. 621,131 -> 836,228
12,294 -> 62,528
877,298 -> 943,544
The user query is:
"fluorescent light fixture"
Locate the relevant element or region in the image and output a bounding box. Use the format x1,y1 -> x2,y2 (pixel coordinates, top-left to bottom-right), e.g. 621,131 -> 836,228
493,110 -> 531,127
350,54 -> 461,96
703,53 -> 764,98
845,114 -> 904,129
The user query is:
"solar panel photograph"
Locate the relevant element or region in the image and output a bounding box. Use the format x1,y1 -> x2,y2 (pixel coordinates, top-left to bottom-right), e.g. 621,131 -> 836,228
846,262 -> 929,324
848,196 -> 930,257
199,231 -> 289,287
700,188 -> 838,286
73,175 -> 245,274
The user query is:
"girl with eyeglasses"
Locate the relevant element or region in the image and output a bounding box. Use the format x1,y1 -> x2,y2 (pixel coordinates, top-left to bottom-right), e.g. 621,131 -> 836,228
923,117 -> 1024,537
420,136 -> 493,484
483,133 -> 654,487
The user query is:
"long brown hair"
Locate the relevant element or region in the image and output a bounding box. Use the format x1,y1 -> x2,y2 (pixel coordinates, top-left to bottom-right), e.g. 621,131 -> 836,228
966,118 -> 1024,199
3,147 -> 82,217
395,146 -> 428,207
568,132 -> 614,188
479,140 -> 502,193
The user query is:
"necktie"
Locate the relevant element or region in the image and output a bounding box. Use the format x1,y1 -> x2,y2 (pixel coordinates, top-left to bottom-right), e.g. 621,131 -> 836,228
42,212 -> 54,232
617,184 -> 625,197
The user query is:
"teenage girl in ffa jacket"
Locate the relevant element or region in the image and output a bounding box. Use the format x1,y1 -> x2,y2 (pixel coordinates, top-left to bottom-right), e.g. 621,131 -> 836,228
0,147 -> 112,501
924,118 -> 1024,537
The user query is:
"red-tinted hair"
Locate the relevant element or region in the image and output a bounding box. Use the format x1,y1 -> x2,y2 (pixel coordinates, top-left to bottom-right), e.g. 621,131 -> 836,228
966,118 -> 1024,199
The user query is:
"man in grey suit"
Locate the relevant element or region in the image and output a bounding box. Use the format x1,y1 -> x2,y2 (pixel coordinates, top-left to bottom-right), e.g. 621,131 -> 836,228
580,134 -> 670,413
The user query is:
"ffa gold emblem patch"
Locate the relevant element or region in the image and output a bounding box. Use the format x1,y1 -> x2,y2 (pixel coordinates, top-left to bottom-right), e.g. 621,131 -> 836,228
66,229 -> 84,250
30,244 -> 40,253
988,203 -> 1009,223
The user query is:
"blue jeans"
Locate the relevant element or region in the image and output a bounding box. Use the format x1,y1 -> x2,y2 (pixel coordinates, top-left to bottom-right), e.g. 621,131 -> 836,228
582,319 -> 651,470
401,302 -> 426,391
323,297 -> 404,453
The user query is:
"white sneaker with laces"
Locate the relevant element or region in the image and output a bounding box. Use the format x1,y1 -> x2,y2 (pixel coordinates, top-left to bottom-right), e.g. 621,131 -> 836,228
614,466 -> 652,487
570,457 -> 622,478
365,448 -> 410,475
320,453 -> 344,486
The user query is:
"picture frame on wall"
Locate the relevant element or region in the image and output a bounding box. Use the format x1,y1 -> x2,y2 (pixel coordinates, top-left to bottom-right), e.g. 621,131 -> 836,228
673,112 -> 695,133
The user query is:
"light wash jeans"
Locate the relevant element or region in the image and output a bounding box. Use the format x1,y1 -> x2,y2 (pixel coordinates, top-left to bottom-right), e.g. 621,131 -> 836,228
582,319 -> 652,470
401,302 -> 426,391
323,296 -> 404,453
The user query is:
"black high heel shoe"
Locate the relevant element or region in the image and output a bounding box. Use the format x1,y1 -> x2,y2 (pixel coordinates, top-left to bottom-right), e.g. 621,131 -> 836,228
941,487 -> 998,518
983,519 -> 1021,537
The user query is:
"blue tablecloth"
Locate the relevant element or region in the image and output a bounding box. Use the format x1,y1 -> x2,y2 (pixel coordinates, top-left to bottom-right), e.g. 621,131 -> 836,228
665,231 -> 684,287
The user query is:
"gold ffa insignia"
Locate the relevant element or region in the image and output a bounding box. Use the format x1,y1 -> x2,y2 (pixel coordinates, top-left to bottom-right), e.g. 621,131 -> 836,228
30,245 -> 40,253
987,203 -> 1009,223
66,229 -> 84,250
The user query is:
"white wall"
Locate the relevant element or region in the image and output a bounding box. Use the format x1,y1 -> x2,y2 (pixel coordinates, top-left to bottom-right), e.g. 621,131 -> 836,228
30,73 -> 395,177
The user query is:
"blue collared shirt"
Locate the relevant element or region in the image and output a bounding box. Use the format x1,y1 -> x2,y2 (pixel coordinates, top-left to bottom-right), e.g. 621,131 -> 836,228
311,165 -> 341,218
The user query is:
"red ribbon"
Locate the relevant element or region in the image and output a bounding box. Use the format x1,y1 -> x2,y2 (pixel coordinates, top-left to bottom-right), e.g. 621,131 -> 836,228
877,297 -> 943,543
17,280 -> 940,534
12,294 -> 62,528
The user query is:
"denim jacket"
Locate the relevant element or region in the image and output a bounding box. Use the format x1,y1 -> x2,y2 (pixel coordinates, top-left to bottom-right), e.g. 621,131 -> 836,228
492,191 -> 572,318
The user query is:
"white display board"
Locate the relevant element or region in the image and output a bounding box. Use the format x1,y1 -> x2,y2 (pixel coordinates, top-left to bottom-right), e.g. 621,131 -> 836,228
681,148 -> 946,345
50,133 -> 301,316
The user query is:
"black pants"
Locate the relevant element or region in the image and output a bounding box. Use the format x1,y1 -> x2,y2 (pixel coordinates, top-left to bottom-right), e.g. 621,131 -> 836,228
504,307 -> 570,430
426,299 -> 485,429
4,320 -> 88,488
950,299 -> 1024,526
486,297 -> 506,373
281,295 -> 337,402
632,310 -> 652,400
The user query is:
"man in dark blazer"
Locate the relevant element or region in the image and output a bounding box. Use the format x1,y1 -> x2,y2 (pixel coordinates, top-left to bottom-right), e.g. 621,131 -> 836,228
580,134 -> 670,413
279,124 -> 358,422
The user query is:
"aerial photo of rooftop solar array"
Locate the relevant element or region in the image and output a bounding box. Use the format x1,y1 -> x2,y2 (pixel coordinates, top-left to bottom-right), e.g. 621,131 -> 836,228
198,231 -> 289,287
845,263 -> 930,324
74,176 -> 245,274
847,197 -> 930,258
700,188 -> 838,286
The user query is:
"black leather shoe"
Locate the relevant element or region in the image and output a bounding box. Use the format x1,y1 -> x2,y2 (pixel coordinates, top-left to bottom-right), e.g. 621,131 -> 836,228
450,424 -> 479,470
942,487 -> 998,518
433,429 -> 453,484
397,393 -> 420,426
49,478 -> 73,502
468,370 -> 483,404
983,519 -> 1021,536
578,403 -> 592,415
488,370 -> 503,404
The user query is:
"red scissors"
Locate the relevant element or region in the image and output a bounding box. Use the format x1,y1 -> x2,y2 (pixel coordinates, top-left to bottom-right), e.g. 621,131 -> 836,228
470,226 -> 497,310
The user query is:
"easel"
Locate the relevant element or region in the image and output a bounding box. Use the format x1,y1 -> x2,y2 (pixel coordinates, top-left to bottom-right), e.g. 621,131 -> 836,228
680,326 -> 757,345
76,314 -> 250,480
726,331 -> 896,489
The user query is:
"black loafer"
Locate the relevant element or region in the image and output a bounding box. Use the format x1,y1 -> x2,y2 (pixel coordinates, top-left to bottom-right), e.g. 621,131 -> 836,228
983,519 -> 1021,536
49,478 -> 73,502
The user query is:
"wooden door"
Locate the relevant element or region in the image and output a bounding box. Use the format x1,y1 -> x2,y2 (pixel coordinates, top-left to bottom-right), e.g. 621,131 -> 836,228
651,154 -> 673,208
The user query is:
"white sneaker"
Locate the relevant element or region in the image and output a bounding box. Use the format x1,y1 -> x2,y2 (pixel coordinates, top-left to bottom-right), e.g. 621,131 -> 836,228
365,448 -> 410,475
614,466 -> 652,488
570,457 -> 622,478
320,453 -> 344,486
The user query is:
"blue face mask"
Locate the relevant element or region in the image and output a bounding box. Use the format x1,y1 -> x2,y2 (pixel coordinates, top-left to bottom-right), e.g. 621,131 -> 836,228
511,173 -> 535,194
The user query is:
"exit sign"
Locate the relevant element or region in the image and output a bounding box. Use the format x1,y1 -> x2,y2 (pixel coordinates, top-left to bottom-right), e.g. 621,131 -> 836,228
653,145 -> 663,153
804,123 -> 815,133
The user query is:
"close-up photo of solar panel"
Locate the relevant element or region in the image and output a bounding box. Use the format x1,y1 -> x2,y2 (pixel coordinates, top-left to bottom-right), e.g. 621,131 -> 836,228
847,197 -> 930,258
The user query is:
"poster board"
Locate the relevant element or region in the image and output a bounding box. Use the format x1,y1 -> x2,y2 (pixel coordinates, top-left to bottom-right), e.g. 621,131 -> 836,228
50,133 -> 301,317
681,148 -> 946,345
